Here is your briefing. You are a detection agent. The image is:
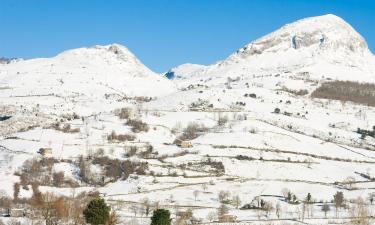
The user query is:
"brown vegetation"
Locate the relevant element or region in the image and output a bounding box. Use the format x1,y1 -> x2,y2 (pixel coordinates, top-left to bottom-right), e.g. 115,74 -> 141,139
107,130 -> 135,142
14,158 -> 78,189
79,156 -> 149,185
126,119 -> 149,133
311,81 -> 375,106
52,123 -> 80,133
117,108 -> 131,119
176,122 -> 208,141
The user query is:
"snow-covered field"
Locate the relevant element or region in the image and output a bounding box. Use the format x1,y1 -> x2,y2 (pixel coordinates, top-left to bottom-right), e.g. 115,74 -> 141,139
1,14 -> 375,225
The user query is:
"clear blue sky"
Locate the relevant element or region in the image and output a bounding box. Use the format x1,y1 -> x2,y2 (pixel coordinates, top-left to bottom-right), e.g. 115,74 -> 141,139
1,0 -> 374,72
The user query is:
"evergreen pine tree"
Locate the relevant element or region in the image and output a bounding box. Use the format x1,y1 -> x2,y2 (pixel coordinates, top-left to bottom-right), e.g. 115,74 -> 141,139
151,209 -> 171,225
83,198 -> 110,225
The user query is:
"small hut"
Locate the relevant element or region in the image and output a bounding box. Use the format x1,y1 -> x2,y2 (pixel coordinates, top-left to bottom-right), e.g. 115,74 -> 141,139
9,208 -> 26,217
38,148 -> 52,157
175,139 -> 193,148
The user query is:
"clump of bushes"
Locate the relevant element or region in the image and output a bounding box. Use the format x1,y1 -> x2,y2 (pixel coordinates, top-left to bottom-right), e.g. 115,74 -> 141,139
52,123 -> 80,133
311,81 -> 375,106
79,156 -> 148,185
282,87 -> 309,96
107,130 -> 135,142
14,158 -> 79,189
244,93 -> 257,98
134,96 -> 153,102
203,158 -> 225,174
126,119 -> 149,133
176,122 -> 208,141
357,126 -> 375,139
118,108 -> 131,119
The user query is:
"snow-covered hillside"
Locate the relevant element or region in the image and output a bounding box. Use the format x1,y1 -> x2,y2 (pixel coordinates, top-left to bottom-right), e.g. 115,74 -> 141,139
1,14 -> 375,225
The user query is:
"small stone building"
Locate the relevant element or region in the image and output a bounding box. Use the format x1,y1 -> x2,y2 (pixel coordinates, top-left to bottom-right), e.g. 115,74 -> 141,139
38,147 -> 52,157
175,139 -> 192,148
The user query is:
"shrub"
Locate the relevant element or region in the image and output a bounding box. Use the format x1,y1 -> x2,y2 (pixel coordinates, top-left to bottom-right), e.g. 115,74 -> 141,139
282,87 -> 309,96
13,183 -> 20,200
127,119 -> 149,133
53,123 -> 80,133
52,172 -> 65,187
177,122 -> 208,141
90,156 -> 149,183
107,131 -> 135,142
218,115 -> 228,126
118,108 -> 131,119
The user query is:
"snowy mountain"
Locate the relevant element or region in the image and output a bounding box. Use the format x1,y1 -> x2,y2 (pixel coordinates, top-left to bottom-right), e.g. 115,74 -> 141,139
0,44 -> 175,115
1,14 -> 375,225
0,43 -> 175,98
171,14 -> 375,83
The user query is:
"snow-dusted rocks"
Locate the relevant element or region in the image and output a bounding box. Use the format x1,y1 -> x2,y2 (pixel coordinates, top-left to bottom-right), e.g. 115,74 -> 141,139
165,63 -> 208,79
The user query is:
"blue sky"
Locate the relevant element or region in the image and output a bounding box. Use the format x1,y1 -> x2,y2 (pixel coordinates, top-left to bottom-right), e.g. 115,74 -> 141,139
1,0 -> 374,72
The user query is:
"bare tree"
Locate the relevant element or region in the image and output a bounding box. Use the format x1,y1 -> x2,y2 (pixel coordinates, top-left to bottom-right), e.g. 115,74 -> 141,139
232,195 -> 241,209
31,192 -> 59,225
141,198 -> 151,216
321,202 -> 330,218
281,188 -> 290,200
275,202 -> 282,219
193,190 -> 199,202
349,197 -> 371,225
130,204 -> 138,217
217,114 -> 228,126
206,211 -> 216,222
263,201 -> 274,218
52,172 -> 65,187
107,210 -> 120,225
333,191 -> 344,218
176,209 -> 193,225
343,176 -> 356,190
217,204 -> 229,222
218,190 -> 230,203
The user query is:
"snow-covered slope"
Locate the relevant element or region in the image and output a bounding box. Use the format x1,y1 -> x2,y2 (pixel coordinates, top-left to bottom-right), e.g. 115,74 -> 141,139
171,14 -> 375,83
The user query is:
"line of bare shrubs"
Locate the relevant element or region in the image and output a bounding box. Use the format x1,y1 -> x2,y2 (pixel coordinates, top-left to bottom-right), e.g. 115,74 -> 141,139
107,130 -> 135,142
311,80 -> 375,106
203,158 -> 225,174
178,158 -> 225,175
213,145 -> 375,163
157,150 -> 190,162
134,96 -> 153,102
235,155 -> 311,164
125,145 -> 155,158
126,119 -> 149,133
52,123 -> 80,133
281,87 -> 309,96
78,156 -> 148,186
